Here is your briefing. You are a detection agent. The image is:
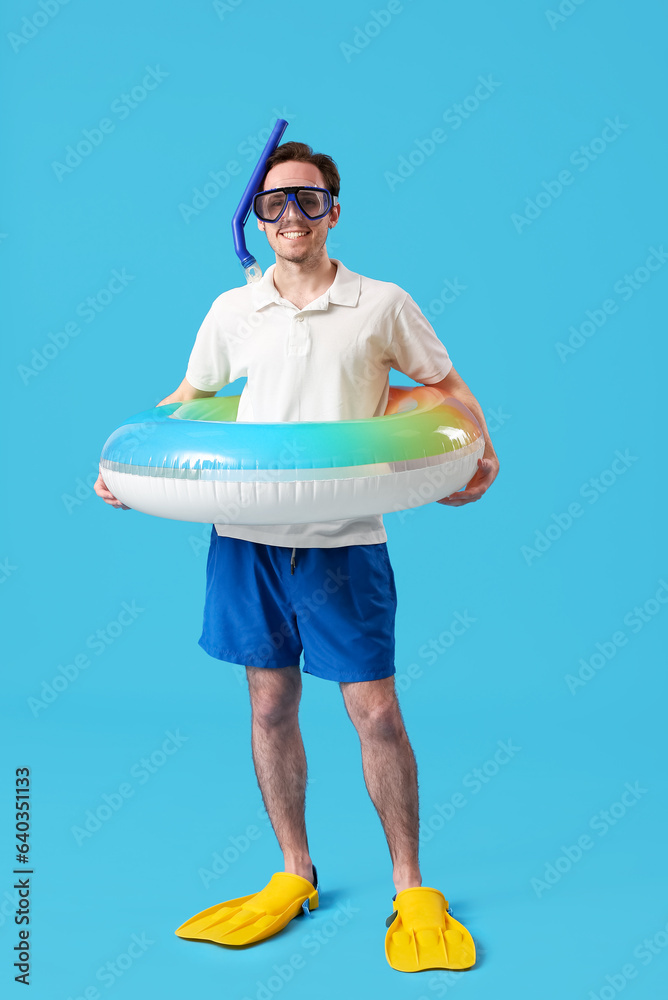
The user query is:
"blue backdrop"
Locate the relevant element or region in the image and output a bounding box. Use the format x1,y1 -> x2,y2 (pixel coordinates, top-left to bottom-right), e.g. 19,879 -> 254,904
3,1 -> 667,998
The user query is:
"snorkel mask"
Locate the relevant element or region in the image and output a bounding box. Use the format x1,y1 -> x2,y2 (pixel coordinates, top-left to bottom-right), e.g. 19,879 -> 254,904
252,185 -> 338,224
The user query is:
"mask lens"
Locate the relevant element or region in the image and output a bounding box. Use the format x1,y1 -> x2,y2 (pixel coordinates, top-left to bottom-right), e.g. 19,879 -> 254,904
254,190 -> 287,222
296,188 -> 330,218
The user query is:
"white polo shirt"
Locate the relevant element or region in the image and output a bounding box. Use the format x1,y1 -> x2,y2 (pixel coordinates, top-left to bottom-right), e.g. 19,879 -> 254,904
185,258 -> 453,547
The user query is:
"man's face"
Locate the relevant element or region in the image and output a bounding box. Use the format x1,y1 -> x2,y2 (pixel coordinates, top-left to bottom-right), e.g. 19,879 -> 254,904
257,161 -> 340,263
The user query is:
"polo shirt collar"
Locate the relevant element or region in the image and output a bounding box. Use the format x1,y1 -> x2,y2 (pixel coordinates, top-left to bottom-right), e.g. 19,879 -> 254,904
250,258 -> 361,311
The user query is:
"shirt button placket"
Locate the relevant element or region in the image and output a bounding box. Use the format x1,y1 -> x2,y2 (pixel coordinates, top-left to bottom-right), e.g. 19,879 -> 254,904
288,313 -> 308,356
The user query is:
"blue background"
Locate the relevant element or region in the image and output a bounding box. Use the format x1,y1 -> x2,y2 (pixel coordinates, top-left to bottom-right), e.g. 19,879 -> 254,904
2,1 -> 667,998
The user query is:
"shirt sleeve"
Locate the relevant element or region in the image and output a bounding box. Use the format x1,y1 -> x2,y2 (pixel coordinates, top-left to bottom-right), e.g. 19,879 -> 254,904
185,300 -> 231,392
386,292 -> 453,384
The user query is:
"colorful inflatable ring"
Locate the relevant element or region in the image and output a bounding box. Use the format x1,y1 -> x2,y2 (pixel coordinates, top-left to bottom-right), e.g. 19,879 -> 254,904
99,385 -> 484,525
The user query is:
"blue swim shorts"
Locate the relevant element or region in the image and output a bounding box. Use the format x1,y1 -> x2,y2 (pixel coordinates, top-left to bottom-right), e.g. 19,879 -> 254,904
198,527 -> 397,683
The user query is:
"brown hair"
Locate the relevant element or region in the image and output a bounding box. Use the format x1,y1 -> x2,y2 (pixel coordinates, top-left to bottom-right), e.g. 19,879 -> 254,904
261,141 -> 341,197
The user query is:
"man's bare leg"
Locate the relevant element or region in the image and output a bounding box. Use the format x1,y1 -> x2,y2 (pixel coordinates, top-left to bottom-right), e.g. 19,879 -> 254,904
340,676 -> 422,894
246,665 -> 315,884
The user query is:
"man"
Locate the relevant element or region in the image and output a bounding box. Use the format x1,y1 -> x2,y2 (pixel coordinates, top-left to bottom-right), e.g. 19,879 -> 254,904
95,141 -> 499,972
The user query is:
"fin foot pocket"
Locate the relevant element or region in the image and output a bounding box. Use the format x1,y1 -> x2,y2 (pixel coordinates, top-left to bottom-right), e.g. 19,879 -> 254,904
384,887 -> 476,973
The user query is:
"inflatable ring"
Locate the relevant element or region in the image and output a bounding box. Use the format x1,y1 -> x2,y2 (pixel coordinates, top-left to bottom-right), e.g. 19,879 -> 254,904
99,385 -> 484,525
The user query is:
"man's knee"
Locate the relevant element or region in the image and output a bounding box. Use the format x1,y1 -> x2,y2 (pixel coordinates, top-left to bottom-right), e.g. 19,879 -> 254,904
247,665 -> 301,727
349,693 -> 405,741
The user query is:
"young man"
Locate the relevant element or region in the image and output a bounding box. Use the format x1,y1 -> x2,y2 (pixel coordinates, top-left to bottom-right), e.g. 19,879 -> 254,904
95,141 -> 499,972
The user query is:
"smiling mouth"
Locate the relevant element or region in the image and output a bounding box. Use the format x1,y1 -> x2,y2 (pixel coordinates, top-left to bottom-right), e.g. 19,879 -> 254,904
280,230 -> 310,240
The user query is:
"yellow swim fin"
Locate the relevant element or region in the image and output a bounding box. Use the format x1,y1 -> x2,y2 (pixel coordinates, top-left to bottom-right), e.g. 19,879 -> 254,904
175,867 -> 318,947
385,887 -> 476,972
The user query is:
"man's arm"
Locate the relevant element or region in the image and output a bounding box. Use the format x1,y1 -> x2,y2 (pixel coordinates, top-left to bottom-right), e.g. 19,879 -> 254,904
156,377 -> 217,407
422,365 -> 500,506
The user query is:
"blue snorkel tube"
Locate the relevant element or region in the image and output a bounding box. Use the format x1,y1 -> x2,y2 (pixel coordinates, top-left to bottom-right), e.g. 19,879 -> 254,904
232,118 -> 289,283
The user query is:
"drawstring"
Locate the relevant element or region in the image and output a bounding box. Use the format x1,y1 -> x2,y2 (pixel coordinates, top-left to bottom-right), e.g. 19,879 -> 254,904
290,547 -> 296,574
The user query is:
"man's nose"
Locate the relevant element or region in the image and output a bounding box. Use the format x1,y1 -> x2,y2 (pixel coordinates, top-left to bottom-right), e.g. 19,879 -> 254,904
283,198 -> 306,221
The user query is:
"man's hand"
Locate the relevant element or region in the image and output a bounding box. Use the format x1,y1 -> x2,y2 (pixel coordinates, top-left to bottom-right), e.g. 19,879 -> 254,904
93,378 -> 213,511
437,456 -> 499,506
94,472 -> 131,510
